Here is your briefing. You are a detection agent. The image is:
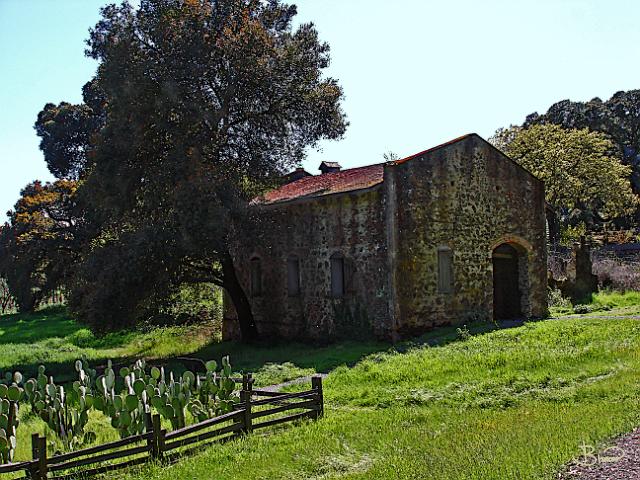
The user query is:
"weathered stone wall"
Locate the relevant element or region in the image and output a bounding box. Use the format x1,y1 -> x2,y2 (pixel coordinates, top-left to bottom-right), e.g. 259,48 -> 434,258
225,134 -> 547,341
389,135 -> 547,336
224,188 -> 391,341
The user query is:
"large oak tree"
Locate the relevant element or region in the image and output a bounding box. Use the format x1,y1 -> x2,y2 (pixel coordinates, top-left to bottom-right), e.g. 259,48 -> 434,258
65,0 -> 347,340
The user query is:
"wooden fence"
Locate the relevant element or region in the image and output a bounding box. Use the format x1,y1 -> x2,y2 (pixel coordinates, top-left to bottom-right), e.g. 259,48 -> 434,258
0,375 -> 323,479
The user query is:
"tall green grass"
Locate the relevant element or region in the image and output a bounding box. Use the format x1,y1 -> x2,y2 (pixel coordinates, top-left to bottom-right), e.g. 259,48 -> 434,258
591,290 -> 640,309
550,289 -> 640,317
114,316 -> 640,480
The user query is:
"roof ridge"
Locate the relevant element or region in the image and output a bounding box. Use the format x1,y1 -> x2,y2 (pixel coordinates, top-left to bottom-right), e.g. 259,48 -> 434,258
391,133 -> 476,165
257,134 -> 478,205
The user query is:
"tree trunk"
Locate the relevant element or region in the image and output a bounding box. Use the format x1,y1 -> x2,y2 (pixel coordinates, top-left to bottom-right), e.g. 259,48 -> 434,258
546,208 -> 561,245
220,251 -> 259,343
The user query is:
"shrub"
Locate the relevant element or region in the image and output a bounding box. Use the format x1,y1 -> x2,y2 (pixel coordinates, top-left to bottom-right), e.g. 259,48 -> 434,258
456,325 -> 471,341
572,304 -> 593,314
592,258 -> 640,291
548,288 -> 572,308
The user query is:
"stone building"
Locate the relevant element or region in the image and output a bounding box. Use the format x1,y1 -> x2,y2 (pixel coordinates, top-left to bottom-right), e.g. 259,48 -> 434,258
223,134 -> 548,341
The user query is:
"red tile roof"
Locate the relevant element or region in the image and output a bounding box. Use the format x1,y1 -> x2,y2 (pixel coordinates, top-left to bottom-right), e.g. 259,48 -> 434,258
256,134 -> 479,205
258,163 -> 384,205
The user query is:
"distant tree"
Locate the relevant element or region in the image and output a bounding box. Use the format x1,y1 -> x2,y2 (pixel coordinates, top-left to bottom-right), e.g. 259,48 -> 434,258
524,90 -> 640,194
488,125 -> 522,153
496,124 -> 638,241
0,180 -> 79,312
66,0 -> 347,339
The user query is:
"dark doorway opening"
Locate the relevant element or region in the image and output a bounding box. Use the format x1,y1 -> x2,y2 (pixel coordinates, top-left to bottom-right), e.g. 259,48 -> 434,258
492,244 -> 522,319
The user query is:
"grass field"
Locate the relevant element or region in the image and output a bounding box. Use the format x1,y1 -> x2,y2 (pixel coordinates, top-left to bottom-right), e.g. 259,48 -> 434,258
0,307 -> 386,386
2,298 -> 640,479
111,315 -> 640,480
549,289 -> 640,317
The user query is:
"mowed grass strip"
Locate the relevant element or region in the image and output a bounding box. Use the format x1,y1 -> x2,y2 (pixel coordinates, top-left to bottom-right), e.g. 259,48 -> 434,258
114,317 -> 640,480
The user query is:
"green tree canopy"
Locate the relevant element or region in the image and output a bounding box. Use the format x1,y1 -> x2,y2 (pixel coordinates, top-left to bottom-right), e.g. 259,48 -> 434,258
34,81 -> 106,180
58,0 -> 347,339
494,124 -> 638,239
524,90 -> 640,194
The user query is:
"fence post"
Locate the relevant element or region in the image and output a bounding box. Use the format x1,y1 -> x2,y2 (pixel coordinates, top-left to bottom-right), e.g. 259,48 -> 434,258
240,389 -> 252,434
158,429 -> 167,459
144,411 -> 153,458
312,376 -> 324,418
36,436 -> 47,480
151,414 -> 162,460
29,433 -> 39,480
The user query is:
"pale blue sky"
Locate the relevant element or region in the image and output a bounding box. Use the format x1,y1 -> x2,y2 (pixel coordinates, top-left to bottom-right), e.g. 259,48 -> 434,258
2,0 -> 640,221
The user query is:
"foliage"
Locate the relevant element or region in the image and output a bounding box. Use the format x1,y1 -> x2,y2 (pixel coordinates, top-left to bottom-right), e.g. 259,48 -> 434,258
592,258 -> 640,292
47,0 -> 347,339
497,124 -> 638,233
0,278 -> 16,314
161,283 -> 223,326
547,287 -> 572,309
559,222 -> 587,246
0,180 -> 79,312
455,324 -> 471,341
524,90 -> 640,194
488,125 -> 522,152
33,79 -> 105,180
571,303 -> 599,314
0,373 -> 23,463
22,361 -> 95,450
0,354 -> 239,456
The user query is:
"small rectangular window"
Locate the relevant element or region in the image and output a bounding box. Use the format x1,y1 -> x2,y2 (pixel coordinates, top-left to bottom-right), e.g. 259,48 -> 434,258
438,248 -> 453,294
287,258 -> 300,296
330,256 -> 345,297
250,258 -> 262,297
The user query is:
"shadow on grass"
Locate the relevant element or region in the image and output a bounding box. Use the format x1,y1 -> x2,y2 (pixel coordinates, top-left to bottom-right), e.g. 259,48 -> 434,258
171,318 -> 532,378
1,305 -> 538,386
0,306 -> 82,344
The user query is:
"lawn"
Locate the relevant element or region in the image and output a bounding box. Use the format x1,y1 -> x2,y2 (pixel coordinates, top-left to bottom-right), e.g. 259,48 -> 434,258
550,289 -> 640,317
0,307 -> 387,468
0,307 -> 216,382
2,304 -> 640,479
0,307 -> 386,387
113,315 -> 640,480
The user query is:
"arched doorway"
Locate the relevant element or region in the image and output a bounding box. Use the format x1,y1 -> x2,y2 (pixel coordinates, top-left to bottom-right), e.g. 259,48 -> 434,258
492,243 -> 523,319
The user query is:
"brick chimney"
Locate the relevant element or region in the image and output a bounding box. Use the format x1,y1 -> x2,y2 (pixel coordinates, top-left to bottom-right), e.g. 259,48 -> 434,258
319,161 -> 342,174
283,167 -> 312,184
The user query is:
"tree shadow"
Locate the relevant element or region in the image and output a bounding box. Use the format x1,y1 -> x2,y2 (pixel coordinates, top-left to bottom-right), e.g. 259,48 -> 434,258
0,307 -> 83,345
172,318 -> 531,377
0,306 -> 534,386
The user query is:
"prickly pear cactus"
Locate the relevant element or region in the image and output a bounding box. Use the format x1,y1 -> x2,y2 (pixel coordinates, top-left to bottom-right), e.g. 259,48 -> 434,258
93,359 -> 151,438
188,356 -> 237,422
0,355 -> 241,451
24,364 -> 93,450
0,373 -> 23,463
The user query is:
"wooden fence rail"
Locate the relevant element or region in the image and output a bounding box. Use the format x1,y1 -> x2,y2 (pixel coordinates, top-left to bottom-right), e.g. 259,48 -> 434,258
0,375 -> 323,480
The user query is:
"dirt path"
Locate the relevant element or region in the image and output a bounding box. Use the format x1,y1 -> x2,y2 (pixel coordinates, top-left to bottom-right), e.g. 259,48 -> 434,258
560,428 -> 640,479
258,373 -> 328,392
